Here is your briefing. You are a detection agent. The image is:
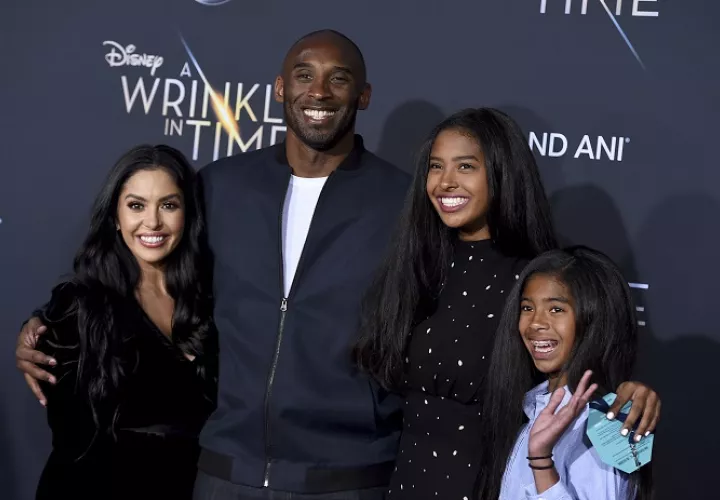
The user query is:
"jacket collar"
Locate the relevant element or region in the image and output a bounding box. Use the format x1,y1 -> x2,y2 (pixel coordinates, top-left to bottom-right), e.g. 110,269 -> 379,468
274,134 -> 366,172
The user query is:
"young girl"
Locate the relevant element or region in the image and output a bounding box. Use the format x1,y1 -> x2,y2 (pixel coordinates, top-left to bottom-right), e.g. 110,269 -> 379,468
354,108 -> 660,499
479,246 -> 654,500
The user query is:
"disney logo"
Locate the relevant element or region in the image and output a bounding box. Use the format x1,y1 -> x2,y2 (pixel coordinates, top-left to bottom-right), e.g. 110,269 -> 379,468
103,41 -> 164,76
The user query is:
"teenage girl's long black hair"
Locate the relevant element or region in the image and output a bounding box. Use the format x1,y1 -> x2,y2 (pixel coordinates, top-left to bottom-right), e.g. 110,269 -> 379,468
45,144 -> 213,432
477,246 -> 653,500
354,107 -> 557,390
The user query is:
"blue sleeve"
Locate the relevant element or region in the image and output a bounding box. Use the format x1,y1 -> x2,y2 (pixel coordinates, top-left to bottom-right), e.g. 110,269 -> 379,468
523,445 -> 630,500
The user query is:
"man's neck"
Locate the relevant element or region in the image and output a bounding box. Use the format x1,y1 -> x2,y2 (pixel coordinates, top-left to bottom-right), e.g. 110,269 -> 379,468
285,130 -> 355,178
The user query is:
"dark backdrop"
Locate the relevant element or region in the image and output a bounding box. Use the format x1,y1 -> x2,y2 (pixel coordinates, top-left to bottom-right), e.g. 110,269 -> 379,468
1,1 -> 716,498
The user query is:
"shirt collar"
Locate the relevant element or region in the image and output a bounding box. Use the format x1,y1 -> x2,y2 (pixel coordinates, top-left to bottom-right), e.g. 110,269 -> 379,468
523,380 -> 574,420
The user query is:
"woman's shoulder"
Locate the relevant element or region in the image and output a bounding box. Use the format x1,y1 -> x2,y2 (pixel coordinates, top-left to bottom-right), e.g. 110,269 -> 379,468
40,280 -> 87,323
492,251 -> 531,284
37,280 -> 96,353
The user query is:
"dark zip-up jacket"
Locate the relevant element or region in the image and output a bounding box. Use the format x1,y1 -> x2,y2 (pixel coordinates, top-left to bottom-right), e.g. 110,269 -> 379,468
197,135 -> 411,493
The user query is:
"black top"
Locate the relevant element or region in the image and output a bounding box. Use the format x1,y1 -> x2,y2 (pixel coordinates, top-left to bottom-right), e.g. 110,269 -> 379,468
387,239 -> 527,500
197,135 -> 412,492
35,282 -> 216,500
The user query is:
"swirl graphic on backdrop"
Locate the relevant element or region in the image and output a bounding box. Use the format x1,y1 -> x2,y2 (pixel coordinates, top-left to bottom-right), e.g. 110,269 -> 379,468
597,0 -> 646,70
539,0 -> 656,71
194,0 -> 232,5
179,36 -> 243,147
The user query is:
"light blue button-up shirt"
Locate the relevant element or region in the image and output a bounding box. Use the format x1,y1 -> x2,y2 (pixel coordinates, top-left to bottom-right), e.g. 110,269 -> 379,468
499,381 -> 630,500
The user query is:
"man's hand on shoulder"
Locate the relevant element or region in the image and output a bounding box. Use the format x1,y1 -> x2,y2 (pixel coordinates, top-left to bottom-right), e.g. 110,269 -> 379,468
15,317 -> 55,406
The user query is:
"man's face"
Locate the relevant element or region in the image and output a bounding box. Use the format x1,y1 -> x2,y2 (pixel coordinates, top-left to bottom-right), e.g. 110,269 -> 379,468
274,36 -> 371,151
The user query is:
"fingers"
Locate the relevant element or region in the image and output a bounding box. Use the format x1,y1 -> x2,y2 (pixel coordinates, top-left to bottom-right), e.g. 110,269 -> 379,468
565,371 -> 593,413
16,345 -> 56,366
569,384 -> 597,419
16,317 -> 55,368
31,325 -> 48,341
551,387 -> 588,431
607,382 -> 661,439
574,370 -> 593,397
29,323 -> 48,335
17,359 -> 55,385
17,318 -> 47,348
607,382 -> 633,420
543,387 -> 566,416
619,388 -> 647,436
15,317 -> 54,407
647,400 -> 661,435
25,374 -> 48,406
580,383 -> 599,405
633,391 -> 659,440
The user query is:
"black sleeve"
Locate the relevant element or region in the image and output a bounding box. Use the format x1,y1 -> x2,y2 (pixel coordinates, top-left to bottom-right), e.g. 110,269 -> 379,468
36,282 -> 105,459
21,274 -> 75,328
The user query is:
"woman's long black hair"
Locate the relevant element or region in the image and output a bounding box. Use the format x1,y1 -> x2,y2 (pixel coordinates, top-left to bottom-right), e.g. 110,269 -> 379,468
353,107 -> 558,390
53,144 -> 213,430
477,246 -> 653,500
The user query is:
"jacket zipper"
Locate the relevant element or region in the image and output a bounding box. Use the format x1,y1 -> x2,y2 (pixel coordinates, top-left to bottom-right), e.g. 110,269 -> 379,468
263,296 -> 287,487
262,171 -> 334,487
263,174 -> 292,487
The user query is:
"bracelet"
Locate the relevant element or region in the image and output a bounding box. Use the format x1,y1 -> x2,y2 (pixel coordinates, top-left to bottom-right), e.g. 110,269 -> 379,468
526,455 -> 553,460
528,461 -> 555,470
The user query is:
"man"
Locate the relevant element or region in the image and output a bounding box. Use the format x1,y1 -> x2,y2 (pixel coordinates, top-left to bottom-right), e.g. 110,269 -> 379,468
16,30 -> 410,499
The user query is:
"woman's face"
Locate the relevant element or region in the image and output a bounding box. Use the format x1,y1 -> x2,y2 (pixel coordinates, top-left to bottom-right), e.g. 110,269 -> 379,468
425,128 -> 491,241
116,168 -> 185,268
518,273 -> 577,378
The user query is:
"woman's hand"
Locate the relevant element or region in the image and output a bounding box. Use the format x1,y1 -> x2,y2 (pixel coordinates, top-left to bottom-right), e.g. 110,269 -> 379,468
608,381 -> 661,440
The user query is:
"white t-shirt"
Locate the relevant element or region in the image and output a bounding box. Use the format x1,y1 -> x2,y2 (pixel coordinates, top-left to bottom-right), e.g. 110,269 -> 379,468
281,175 -> 329,297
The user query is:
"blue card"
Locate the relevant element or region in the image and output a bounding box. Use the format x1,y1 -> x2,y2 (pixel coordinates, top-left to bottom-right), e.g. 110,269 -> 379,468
586,393 -> 654,474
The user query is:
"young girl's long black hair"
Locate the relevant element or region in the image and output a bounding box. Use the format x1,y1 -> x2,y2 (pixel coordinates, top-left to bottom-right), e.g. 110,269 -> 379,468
353,107 -> 557,390
43,144 -> 213,433
477,245 -> 653,500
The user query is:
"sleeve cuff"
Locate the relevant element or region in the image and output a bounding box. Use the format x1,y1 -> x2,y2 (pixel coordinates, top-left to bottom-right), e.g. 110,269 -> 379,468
525,480 -> 574,500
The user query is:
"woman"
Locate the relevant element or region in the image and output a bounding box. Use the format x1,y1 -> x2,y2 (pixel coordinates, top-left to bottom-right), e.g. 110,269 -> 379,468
33,145 -> 216,499
354,108 -> 660,499
480,246 -> 653,499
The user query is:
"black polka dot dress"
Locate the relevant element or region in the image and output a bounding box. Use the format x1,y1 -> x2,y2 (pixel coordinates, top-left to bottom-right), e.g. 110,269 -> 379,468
387,238 -> 527,500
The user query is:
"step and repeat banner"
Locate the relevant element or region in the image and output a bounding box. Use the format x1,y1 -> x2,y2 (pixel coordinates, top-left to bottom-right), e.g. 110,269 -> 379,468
1,1 -> 716,498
